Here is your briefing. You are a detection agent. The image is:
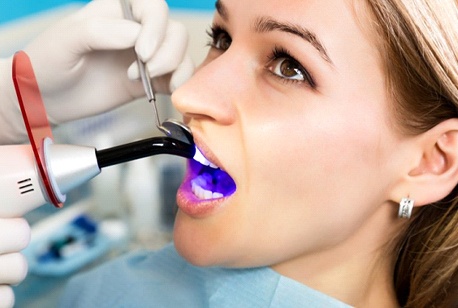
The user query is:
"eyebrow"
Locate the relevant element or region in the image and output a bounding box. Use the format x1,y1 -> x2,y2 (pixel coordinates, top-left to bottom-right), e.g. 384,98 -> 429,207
215,0 -> 333,65
215,0 -> 229,20
254,18 -> 333,64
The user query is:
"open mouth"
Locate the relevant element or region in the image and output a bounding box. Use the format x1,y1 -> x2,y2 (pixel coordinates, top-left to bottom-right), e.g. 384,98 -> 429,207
190,147 -> 236,200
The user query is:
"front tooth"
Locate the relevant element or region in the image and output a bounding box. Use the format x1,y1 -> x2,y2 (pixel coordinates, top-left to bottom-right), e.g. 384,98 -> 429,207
196,186 -> 205,199
193,147 -> 218,169
193,148 -> 208,165
212,192 -> 223,199
192,179 -> 224,200
192,181 -> 198,194
204,190 -> 213,200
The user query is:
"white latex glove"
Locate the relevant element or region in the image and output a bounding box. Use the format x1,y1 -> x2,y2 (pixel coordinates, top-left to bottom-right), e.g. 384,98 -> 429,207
0,218 -> 30,308
0,0 -> 194,143
0,1 -> 193,305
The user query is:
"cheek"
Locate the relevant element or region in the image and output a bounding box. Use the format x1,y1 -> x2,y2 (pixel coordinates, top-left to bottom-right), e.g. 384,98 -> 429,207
248,107 -> 384,190
242,104 -> 393,248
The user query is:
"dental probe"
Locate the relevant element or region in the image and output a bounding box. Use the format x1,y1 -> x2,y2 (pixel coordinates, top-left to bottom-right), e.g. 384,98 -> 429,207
120,0 -> 194,145
120,0 -> 156,103
120,0 -> 171,138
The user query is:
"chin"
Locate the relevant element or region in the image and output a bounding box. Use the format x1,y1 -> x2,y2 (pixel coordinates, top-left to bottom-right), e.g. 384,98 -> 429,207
173,232 -> 221,267
172,213 -> 218,267
172,211 -> 243,268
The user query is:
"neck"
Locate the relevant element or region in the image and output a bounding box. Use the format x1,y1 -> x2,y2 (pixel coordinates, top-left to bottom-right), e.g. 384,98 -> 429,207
271,204 -> 402,307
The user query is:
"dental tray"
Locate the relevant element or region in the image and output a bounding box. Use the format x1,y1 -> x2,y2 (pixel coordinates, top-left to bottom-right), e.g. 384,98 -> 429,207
23,210 -> 127,277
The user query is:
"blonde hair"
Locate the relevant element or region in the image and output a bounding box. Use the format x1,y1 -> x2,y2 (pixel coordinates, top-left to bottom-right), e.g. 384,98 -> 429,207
364,0 -> 458,306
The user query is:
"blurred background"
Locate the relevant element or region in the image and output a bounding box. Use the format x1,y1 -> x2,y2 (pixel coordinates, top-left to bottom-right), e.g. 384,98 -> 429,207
0,1 -> 213,306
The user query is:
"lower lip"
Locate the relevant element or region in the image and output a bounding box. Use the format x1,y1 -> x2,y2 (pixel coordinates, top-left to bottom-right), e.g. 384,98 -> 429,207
176,172 -> 230,218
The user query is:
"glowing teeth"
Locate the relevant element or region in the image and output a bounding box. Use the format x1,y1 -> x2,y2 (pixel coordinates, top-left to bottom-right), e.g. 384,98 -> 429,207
192,180 -> 224,200
191,170 -> 225,200
190,146 -> 236,200
193,147 -> 218,169
191,147 -> 226,200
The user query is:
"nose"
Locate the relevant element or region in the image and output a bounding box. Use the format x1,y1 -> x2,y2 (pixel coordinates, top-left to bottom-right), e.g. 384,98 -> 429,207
171,52 -> 241,126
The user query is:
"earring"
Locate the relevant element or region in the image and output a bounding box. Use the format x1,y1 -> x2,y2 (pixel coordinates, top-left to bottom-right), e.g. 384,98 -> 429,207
398,197 -> 414,219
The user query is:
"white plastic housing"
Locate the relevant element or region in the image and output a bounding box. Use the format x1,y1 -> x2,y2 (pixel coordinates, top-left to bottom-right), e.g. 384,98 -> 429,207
0,142 -> 100,217
0,145 -> 47,217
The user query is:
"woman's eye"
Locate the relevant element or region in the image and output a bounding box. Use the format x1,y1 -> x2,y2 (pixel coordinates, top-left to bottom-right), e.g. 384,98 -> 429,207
214,32 -> 232,50
206,26 -> 232,51
271,58 -> 305,81
267,48 -> 315,87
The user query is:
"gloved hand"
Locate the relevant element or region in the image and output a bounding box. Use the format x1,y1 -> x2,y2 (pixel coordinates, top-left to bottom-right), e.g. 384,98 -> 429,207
0,0 -> 194,143
0,0 -> 193,306
0,218 -> 30,308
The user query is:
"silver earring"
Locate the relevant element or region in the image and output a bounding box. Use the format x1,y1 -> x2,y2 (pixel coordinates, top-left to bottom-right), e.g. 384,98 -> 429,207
398,197 -> 414,219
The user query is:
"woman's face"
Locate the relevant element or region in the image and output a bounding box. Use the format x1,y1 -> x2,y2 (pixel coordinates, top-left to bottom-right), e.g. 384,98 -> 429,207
171,0 -> 406,273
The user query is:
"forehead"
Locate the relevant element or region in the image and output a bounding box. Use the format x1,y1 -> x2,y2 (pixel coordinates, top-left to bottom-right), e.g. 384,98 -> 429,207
214,0 -> 365,28
213,0 -> 379,69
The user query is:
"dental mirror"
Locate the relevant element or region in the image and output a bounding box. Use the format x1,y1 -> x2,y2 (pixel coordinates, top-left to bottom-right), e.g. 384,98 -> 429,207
120,0 -> 194,145
161,118 -> 194,144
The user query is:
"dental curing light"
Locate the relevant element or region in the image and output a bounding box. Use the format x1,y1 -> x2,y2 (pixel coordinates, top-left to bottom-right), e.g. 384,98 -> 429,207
0,51 -> 194,217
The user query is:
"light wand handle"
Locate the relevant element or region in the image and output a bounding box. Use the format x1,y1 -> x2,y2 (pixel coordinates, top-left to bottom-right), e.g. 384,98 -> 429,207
96,136 -> 195,168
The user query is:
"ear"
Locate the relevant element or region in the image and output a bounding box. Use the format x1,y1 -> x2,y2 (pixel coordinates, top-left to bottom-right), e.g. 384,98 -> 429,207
397,119 -> 458,207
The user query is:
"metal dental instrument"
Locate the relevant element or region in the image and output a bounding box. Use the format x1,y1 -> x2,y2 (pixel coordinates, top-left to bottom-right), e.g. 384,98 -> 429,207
120,0 -> 194,145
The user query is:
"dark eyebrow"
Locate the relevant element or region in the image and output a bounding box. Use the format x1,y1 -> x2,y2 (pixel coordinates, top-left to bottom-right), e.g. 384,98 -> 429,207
215,0 -> 229,20
254,17 -> 333,65
215,0 -> 333,65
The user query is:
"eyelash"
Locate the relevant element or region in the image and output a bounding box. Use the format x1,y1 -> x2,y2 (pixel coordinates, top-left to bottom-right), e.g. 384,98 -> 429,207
206,24 -> 316,88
